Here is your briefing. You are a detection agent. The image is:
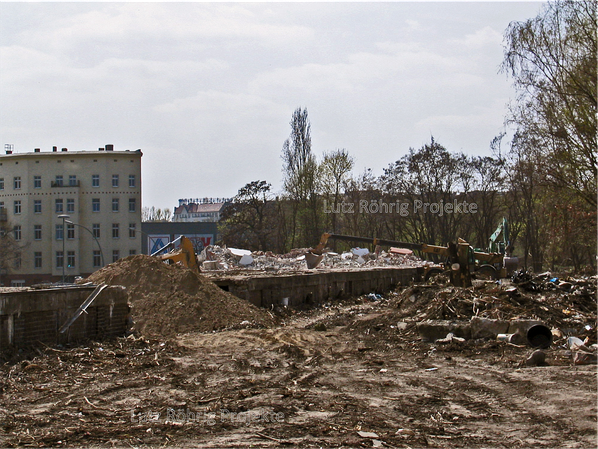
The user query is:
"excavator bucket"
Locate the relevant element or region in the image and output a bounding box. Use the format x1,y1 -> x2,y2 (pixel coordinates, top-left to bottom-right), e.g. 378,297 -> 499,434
305,251 -> 324,269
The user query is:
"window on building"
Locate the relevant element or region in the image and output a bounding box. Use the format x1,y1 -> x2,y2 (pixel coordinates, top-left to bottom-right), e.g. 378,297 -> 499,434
56,251 -> 64,268
34,176 -> 41,188
67,251 -> 75,268
112,198 -> 119,212
34,252 -> 42,269
128,198 -> 136,212
34,225 -> 42,240
34,200 -> 42,213
67,223 -> 75,239
69,175 -> 77,186
129,249 -> 137,256
112,174 -> 119,187
112,223 -> 119,239
55,175 -> 63,187
129,223 -> 136,238
129,175 -> 136,188
55,199 -> 63,213
92,174 -> 100,187
13,176 -> 21,189
92,198 -> 100,212
93,250 -> 102,268
14,252 -> 21,269
56,224 -> 64,240
13,200 -> 22,215
0,178 -> 4,190
92,223 -> 100,238
66,198 -> 75,213
14,225 -> 21,241
112,250 -> 120,263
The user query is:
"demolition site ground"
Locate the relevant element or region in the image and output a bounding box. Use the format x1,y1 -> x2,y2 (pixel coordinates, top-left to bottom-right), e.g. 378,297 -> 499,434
0,256 -> 596,448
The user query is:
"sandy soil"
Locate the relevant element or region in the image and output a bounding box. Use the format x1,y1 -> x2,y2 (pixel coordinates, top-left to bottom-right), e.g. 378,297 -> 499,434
1,290 -> 596,448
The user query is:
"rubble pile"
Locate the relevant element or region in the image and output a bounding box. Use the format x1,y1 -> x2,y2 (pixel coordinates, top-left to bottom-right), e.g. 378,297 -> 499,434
80,255 -> 276,338
393,275 -> 596,331
199,245 -> 425,272
389,273 -> 597,363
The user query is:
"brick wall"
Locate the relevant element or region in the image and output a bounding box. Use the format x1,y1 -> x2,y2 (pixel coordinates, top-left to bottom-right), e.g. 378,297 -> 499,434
0,285 -> 129,349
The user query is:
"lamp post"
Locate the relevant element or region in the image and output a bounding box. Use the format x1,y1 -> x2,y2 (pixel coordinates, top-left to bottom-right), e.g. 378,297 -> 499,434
66,220 -> 105,268
58,214 -> 70,283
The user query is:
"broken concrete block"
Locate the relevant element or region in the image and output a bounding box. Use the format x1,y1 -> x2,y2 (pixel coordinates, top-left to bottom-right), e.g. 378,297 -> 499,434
202,260 -> 220,270
470,317 -> 509,339
507,319 -> 542,335
416,320 -> 471,342
573,352 -> 598,365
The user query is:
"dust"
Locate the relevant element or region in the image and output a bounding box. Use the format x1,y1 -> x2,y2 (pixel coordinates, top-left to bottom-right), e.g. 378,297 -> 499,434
81,255 -> 276,338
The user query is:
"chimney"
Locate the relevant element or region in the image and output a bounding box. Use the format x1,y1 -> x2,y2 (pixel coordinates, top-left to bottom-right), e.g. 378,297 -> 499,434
53,146 -> 57,152
105,144 -> 114,151
34,148 -> 40,153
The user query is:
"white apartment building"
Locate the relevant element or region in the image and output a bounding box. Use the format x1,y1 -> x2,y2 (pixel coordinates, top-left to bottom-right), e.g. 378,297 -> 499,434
0,144 -> 142,286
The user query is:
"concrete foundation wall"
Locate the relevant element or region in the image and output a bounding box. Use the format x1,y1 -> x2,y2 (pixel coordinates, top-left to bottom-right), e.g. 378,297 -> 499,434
210,267 -> 423,308
0,285 -> 129,349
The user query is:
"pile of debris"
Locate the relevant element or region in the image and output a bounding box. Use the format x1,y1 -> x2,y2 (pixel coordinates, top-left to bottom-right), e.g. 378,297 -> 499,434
80,255 -> 276,338
388,273 -> 597,364
199,245 -> 425,272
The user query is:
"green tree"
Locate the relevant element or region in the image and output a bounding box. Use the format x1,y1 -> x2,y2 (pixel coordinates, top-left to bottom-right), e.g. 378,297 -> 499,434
281,107 -> 321,247
219,180 -> 275,251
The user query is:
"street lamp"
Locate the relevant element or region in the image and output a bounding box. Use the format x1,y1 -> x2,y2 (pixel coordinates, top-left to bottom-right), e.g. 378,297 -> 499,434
66,220 -> 105,268
58,214 -> 70,283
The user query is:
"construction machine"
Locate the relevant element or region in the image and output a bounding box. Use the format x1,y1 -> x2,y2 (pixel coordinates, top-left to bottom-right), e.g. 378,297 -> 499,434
151,235 -> 200,272
306,232 -> 508,287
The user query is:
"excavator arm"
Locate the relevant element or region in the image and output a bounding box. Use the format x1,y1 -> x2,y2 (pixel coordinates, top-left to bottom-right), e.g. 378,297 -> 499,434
152,236 -> 200,272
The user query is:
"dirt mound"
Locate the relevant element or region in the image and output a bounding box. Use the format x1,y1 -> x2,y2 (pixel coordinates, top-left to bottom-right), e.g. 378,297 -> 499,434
81,255 -> 276,338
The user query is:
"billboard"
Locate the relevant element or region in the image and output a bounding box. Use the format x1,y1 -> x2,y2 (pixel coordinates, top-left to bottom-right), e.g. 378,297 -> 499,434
174,234 -> 213,253
147,234 -> 170,255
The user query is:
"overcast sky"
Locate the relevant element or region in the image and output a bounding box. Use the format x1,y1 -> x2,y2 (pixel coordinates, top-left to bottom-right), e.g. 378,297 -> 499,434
0,1 -> 544,210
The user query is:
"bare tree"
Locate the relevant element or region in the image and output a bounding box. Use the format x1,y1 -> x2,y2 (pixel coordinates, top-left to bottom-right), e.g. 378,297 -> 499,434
501,0 -> 597,208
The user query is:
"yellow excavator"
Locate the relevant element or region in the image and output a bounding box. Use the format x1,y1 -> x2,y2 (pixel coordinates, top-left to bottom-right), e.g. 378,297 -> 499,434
151,236 -> 200,272
305,232 -> 509,287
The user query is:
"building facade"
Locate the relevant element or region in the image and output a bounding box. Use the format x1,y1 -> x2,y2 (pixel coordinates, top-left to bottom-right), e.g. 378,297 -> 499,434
172,198 -> 230,223
0,145 -> 142,286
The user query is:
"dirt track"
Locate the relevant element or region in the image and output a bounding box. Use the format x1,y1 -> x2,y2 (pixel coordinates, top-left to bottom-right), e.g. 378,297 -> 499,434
1,292 -> 596,448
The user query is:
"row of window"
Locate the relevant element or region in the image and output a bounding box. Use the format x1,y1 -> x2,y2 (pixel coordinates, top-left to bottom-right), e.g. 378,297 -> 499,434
8,197 -> 137,214
0,174 -> 137,190
11,223 -> 139,241
12,249 -> 137,270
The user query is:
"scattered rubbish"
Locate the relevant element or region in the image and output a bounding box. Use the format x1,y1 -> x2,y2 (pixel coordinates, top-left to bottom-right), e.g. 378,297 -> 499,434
435,332 -> 465,344
567,336 -> 585,350
351,247 -> 370,257
239,254 -> 253,266
396,428 -> 416,436
525,349 -> 547,367
498,331 -> 526,345
573,352 -> 598,365
313,323 -> 327,332
367,293 -> 382,301
357,431 -> 379,439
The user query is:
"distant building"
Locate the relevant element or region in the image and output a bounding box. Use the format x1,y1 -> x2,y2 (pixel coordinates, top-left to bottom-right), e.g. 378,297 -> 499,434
172,198 -> 231,223
0,144 -> 142,286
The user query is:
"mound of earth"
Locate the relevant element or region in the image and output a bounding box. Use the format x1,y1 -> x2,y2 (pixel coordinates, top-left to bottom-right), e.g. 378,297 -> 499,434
81,255 -> 276,338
